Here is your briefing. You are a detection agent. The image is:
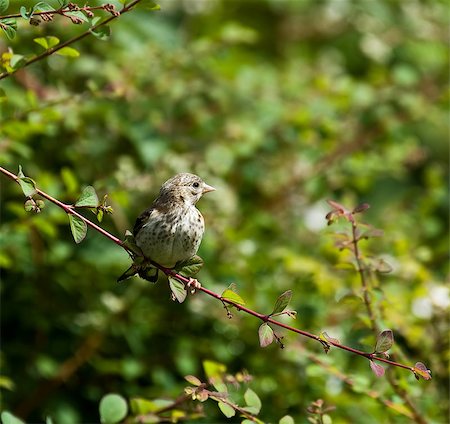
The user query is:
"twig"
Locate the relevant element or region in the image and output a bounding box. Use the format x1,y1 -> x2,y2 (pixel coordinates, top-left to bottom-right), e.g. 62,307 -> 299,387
0,0 -> 144,81
0,165 -> 421,375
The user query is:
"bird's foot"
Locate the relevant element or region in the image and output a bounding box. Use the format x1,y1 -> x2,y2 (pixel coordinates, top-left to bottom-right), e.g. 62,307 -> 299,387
187,277 -> 201,294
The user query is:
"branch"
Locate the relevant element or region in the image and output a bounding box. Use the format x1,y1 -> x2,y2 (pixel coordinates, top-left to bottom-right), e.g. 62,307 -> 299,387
0,166 -> 424,376
0,0 -> 144,81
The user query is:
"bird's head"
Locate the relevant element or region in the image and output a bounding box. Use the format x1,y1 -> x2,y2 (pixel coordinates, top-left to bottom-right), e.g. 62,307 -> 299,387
160,173 -> 215,205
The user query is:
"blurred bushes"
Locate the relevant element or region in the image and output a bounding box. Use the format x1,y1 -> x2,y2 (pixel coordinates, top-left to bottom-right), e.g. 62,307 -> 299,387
0,0 -> 448,422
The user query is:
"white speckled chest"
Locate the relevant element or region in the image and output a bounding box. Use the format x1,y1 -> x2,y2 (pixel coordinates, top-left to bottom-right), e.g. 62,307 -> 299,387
135,205 -> 205,268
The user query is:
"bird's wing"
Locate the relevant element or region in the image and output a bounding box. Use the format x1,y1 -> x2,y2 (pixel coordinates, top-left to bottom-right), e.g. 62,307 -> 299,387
133,207 -> 154,236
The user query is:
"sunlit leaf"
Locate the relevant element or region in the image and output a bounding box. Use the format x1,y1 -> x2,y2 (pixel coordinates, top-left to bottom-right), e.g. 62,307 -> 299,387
168,277 -> 187,303
34,36 -> 60,49
203,360 -> 226,381
1,411 -> 25,424
218,401 -> 235,418
17,166 -> 37,197
279,416 -> 295,424
99,393 -> 128,424
244,388 -> 261,414
68,214 -> 87,244
75,185 -> 99,207
258,323 -> 274,347
56,47 -> 80,57
221,289 -> 245,306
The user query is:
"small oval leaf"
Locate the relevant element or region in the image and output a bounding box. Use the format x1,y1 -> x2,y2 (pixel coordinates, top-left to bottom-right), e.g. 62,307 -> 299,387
75,185 -> 99,207
68,214 -> 87,244
244,388 -> 261,414
168,277 -> 187,303
221,289 -> 245,306
218,401 -> 235,418
258,323 -> 274,348
99,393 -> 128,424
369,360 -> 385,377
375,329 -> 394,353
270,290 -> 292,315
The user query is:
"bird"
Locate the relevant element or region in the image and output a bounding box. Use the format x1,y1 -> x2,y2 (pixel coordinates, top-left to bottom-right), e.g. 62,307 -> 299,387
118,173 -> 215,283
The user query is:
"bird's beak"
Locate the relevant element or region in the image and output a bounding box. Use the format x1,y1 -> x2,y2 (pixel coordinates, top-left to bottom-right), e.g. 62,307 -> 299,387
202,183 -> 216,194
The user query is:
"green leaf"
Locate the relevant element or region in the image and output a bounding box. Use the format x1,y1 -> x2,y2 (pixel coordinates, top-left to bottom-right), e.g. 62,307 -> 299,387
34,36 -> 60,49
279,415 -> 295,424
17,166 -> 37,197
322,414 -> 333,424
20,6 -> 28,19
258,323 -> 274,348
66,10 -> 89,23
0,0 -> 9,13
375,329 -> 394,353
1,19 -> 17,40
97,208 -> 104,222
46,417 -> 54,424
218,401 -> 235,418
1,411 -> 25,424
75,186 -> 99,207
99,393 -> 128,424
68,214 -> 87,244
203,360 -> 226,380
130,398 -> 160,414
91,25 -> 111,40
168,276 -> 187,303
177,255 -> 203,277
221,288 -> 246,306
34,3 -> 54,13
244,388 -> 261,414
137,0 -> 161,11
369,360 -> 385,377
10,54 -> 25,69
270,290 -> 292,315
56,47 -> 80,57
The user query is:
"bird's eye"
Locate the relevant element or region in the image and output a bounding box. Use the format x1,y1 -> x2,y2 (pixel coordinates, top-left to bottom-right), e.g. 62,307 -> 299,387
192,182 -> 200,188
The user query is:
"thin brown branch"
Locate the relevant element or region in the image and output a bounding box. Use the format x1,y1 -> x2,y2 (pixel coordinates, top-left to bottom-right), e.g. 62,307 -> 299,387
0,166 -> 421,376
350,216 -> 379,333
0,5 -> 107,20
348,213 -> 428,424
0,0 -> 144,81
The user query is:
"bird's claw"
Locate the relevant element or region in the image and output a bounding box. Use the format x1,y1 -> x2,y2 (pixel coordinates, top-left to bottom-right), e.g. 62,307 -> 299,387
187,277 -> 201,294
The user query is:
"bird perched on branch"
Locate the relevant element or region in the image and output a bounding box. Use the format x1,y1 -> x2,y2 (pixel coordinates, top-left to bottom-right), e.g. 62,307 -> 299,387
118,173 -> 215,283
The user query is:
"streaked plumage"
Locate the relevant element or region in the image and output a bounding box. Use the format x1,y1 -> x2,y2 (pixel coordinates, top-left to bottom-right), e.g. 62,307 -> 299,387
133,173 -> 214,269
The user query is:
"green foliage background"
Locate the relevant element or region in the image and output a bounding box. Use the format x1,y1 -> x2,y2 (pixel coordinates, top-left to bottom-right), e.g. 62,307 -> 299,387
0,0 -> 448,422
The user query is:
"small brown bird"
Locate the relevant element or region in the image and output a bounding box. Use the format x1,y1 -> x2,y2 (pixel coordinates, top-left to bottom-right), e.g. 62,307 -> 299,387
119,173 -> 215,282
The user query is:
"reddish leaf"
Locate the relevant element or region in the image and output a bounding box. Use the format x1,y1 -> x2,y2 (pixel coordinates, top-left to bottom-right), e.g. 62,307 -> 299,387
370,360 -> 385,377
414,362 -> 432,381
326,199 -> 346,213
352,203 -> 370,214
